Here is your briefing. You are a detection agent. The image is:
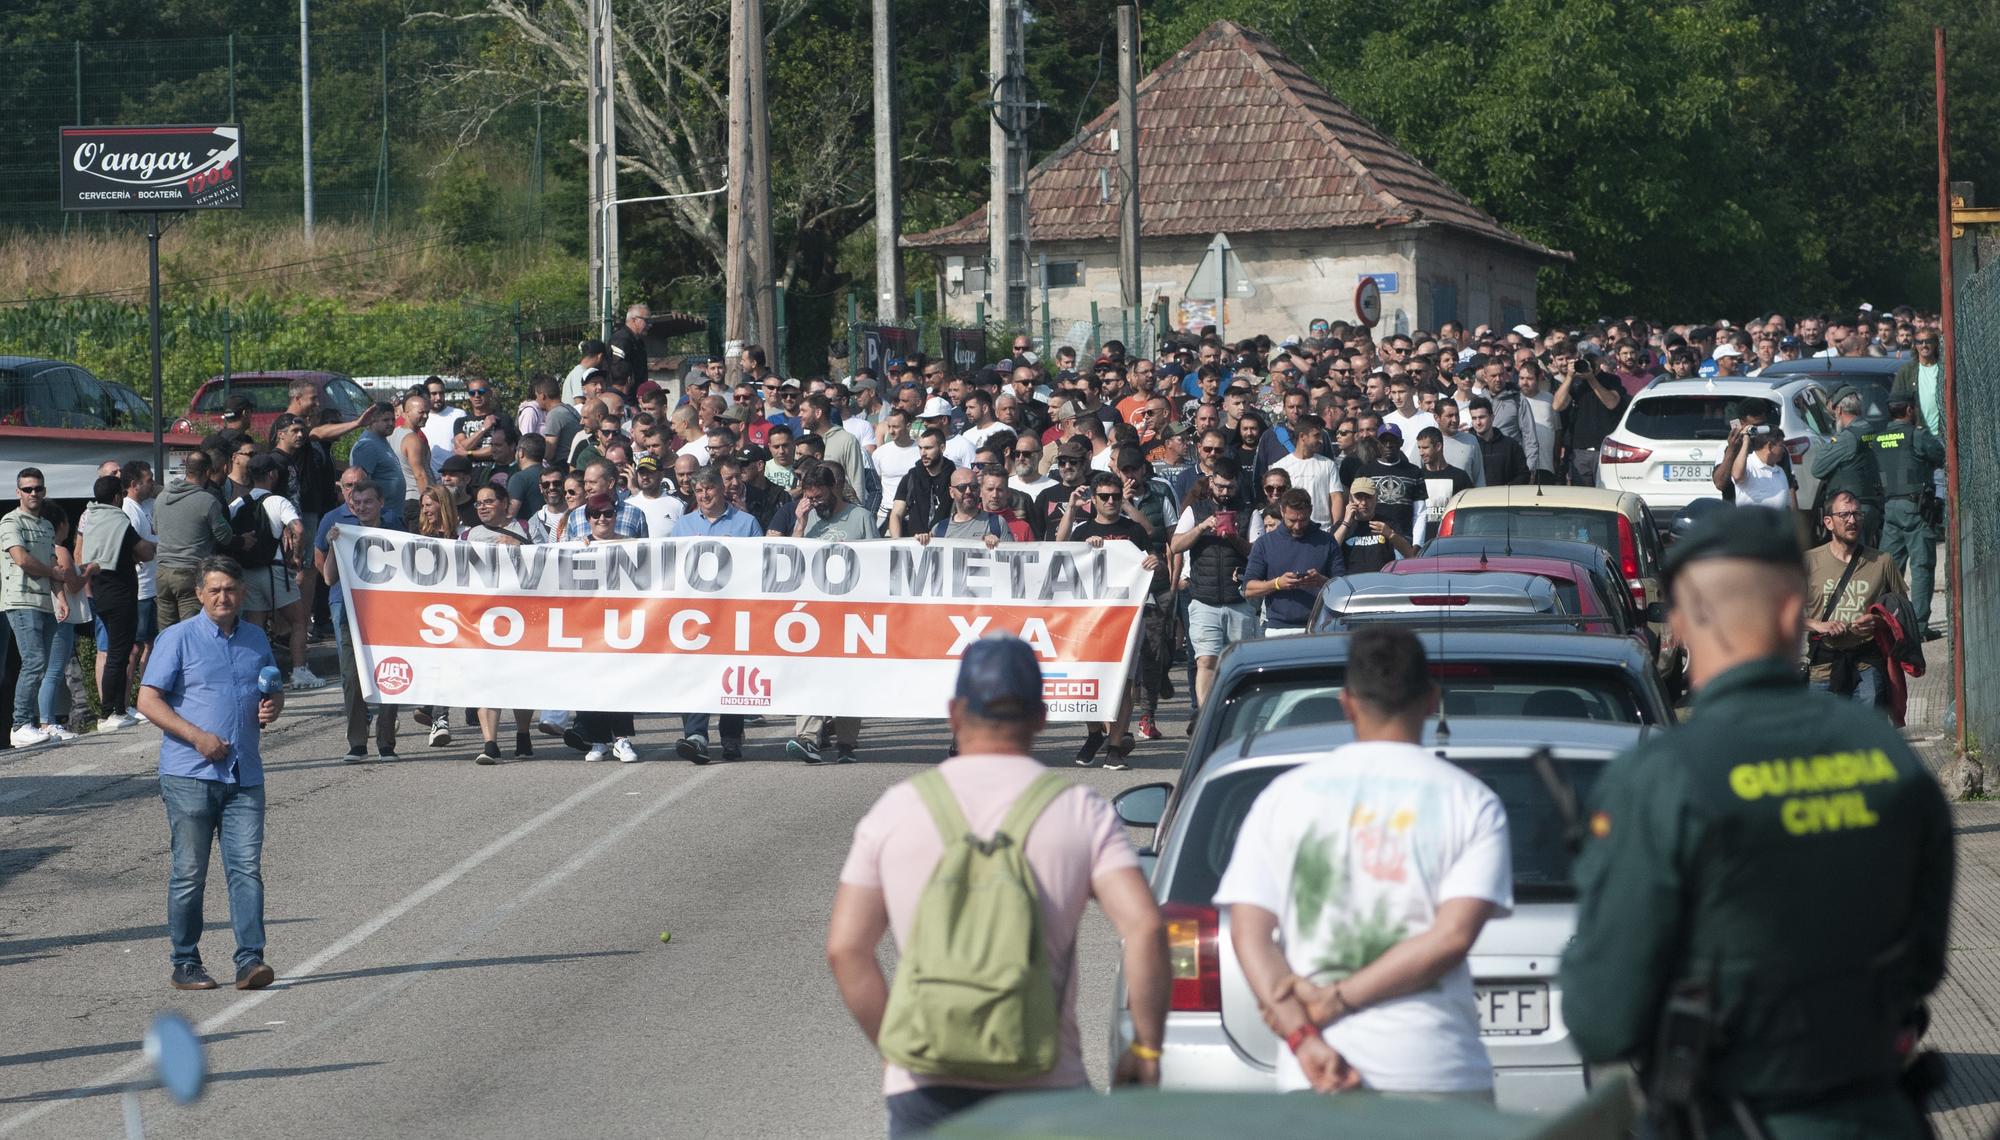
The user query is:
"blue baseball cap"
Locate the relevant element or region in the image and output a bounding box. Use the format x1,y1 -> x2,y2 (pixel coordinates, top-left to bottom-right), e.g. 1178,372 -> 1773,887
954,636 -> 1045,718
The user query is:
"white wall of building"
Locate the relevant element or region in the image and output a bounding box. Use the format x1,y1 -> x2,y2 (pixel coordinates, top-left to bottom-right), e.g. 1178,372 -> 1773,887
926,226 -> 1540,346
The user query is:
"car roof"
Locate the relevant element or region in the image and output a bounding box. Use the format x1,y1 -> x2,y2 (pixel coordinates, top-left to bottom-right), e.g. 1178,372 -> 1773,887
0,356 -> 73,374
196,371 -> 349,385
1638,376 -> 1802,394
1759,357 -> 1904,377
1215,627 -> 1652,674
1445,485 -> 1643,513
1327,570 -> 1555,598
1204,718 -> 1648,778
1392,555 -> 1586,581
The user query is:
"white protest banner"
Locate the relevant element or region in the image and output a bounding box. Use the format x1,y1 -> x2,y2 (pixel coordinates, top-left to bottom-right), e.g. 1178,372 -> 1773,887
331,529 -> 1151,721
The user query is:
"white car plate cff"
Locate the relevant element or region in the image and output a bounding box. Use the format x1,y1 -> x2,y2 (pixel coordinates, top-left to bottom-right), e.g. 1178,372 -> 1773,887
1664,463 -> 1712,481
1476,983 -> 1550,1036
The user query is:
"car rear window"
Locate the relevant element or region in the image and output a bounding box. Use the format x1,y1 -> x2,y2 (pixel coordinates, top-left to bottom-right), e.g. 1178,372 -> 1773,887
1209,665 -> 1648,745
194,382 -> 293,413
1450,508 -> 1618,554
1624,395 -> 1776,441
1167,757 -> 1607,905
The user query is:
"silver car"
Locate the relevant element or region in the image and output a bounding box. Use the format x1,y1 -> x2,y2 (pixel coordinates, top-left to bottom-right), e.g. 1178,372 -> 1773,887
1108,718 -> 1645,1113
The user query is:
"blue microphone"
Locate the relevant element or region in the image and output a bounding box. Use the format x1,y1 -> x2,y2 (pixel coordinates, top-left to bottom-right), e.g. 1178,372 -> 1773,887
258,666 -> 285,696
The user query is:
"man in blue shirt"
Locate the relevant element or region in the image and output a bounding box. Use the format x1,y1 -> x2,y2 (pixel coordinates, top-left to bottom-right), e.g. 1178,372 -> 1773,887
137,555 -> 284,992
347,401 -> 405,528
316,472 -> 402,763
1244,487 -> 1344,635
563,459 -> 649,539
669,468 -> 762,761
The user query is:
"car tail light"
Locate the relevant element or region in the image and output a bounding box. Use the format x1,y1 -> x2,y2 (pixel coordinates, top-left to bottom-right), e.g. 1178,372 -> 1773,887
1615,514 -> 1646,610
1431,663 -> 1493,678
1162,902 -> 1221,1013
1436,510 -> 1456,537
1599,437 -> 1652,464
1408,595 -> 1471,606
1786,436 -> 1811,462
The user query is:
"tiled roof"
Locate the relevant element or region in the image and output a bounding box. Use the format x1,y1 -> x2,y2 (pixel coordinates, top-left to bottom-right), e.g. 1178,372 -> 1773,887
904,20 -> 1564,260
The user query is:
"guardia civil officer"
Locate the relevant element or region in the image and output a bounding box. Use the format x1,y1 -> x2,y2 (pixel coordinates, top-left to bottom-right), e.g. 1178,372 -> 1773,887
1871,396 -> 1944,638
1809,385 -> 1885,547
1560,505 -> 1953,1138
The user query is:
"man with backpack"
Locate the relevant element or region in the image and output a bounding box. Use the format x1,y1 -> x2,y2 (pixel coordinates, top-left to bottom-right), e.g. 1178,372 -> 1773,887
232,455 -> 325,691
827,636 -> 1170,1138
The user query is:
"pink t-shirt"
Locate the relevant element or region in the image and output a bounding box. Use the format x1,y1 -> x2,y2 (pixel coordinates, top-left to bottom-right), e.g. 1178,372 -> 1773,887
838,754 -> 1139,1095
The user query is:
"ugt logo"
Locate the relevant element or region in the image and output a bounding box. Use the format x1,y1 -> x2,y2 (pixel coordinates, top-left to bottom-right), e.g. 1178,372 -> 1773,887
720,665 -> 773,707
374,657 -> 414,696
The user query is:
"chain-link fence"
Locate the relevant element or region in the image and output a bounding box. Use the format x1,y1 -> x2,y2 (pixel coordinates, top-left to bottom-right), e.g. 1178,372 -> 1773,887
840,289 -> 1168,378
1950,231 -> 2000,763
1,27 -> 559,235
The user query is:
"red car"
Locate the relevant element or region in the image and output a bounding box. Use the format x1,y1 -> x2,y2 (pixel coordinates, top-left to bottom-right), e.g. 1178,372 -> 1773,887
1388,554 -> 1657,658
172,370 -> 375,440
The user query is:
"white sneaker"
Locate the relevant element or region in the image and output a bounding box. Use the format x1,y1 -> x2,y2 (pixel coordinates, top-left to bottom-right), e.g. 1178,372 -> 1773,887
611,738 -> 640,764
96,712 -> 139,733
584,743 -> 608,763
41,725 -> 78,742
289,666 -> 328,691
132,710 -> 150,724
9,725 -> 50,747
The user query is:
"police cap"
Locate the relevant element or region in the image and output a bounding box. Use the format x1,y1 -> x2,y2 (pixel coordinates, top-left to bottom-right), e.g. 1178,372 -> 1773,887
1661,503 -> 1804,586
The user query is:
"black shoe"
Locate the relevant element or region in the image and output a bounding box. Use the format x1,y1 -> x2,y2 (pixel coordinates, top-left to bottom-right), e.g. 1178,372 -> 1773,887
1103,734 -> 1137,771
816,722 -> 834,749
1074,731 -> 1107,767
378,749 -> 398,761
1924,626 -> 1944,641
171,963 -> 219,991
514,731 -> 533,758
477,741 -> 501,765
562,728 -> 591,754
537,720 -> 564,738
676,736 -> 712,764
836,745 -> 859,764
789,736 -> 826,764
721,741 -> 743,761
343,747 -> 367,764
414,708 -> 433,727
234,960 -> 275,990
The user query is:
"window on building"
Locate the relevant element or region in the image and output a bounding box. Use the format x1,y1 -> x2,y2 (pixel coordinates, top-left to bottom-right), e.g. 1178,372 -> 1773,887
1040,260 -> 1084,289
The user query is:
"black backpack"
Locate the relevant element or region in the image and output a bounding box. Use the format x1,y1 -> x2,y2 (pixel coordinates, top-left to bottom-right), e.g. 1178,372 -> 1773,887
231,493 -> 284,568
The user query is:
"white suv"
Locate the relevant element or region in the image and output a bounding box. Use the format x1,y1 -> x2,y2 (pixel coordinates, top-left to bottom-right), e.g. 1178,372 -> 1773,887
1596,376 -> 1833,528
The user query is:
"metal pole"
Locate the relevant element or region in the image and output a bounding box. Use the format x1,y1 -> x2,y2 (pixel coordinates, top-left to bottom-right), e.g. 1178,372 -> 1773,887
147,213 -> 165,479
726,0 -> 776,375
513,301 -> 526,387
299,0 -> 315,242
1038,251 -> 1051,357
871,0 -> 905,322
586,0 -> 619,335
532,101 -> 545,243
68,42 -> 81,238
1935,26 -> 1966,757
374,28 -> 389,235
228,33 -> 236,122
222,306 -> 232,410
1116,5 -> 1142,327
1090,300 -> 1100,357
774,285 -> 788,375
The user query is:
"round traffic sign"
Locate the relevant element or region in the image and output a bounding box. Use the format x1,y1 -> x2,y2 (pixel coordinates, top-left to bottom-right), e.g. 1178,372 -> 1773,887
1354,277 -> 1383,328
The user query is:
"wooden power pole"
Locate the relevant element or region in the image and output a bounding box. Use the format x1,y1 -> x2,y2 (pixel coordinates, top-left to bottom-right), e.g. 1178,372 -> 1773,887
872,0 -> 905,322
1116,4 -> 1142,339
726,0 -> 776,374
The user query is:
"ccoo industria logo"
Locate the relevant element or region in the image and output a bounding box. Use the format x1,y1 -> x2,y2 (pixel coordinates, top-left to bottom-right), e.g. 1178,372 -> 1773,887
59,124 -> 245,212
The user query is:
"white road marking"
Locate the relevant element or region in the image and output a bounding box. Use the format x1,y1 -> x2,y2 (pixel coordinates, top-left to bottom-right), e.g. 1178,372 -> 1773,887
119,742 -> 152,755
0,763 -> 669,1137
51,764 -> 97,777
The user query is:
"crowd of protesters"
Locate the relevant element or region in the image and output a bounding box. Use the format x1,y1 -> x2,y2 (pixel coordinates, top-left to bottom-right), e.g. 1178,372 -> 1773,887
1,300 -> 1945,755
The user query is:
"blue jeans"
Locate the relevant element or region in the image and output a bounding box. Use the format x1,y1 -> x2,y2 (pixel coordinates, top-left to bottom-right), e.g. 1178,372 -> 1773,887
681,712 -> 745,744
37,619 -> 77,726
1812,666 -> 1884,708
885,1087 -> 1000,1139
6,609 -> 58,729
160,775 -> 268,970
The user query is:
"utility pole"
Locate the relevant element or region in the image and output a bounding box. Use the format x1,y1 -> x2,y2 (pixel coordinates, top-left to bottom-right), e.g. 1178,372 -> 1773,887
726,0 -> 776,376
299,0 -> 315,243
871,0 -> 905,323
988,0 -> 1031,329
1116,4 -> 1142,340
586,0 -> 620,335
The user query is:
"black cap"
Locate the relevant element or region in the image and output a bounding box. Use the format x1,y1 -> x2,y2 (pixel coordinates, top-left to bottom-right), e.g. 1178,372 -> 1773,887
1661,503 -> 1804,585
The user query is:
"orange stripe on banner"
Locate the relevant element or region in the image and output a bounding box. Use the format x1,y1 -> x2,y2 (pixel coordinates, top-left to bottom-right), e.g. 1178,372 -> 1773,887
349,591 -> 1139,661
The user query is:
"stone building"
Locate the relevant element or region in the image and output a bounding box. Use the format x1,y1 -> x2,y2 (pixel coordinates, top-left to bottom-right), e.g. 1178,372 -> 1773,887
904,20 -> 1566,342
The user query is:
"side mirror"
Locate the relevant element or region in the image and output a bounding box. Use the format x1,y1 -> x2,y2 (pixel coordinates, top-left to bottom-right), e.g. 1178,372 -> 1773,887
1111,782 -> 1172,829
1645,601 -> 1666,624
145,1012 -> 206,1105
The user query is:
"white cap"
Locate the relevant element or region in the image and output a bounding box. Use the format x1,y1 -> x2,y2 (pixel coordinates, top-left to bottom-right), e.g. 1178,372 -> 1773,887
920,396 -> 954,419
1511,324 -> 1539,339
1712,343 -> 1744,359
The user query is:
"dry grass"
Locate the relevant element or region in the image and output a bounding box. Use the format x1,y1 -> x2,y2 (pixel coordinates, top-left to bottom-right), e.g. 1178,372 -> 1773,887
0,218 -> 531,303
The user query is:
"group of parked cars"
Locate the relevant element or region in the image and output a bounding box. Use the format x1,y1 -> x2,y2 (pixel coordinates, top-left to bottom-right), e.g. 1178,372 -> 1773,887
1100,361 -> 1908,1113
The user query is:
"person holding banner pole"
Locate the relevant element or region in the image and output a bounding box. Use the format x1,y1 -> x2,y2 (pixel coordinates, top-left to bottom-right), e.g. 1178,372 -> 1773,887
666,470 -> 765,763
319,480 -> 401,764
786,462 -> 877,765
560,496 -> 642,764
461,484 -> 535,765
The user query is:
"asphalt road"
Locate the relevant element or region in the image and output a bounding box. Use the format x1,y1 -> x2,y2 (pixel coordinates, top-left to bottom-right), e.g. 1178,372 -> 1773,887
0,685 -> 1178,1139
